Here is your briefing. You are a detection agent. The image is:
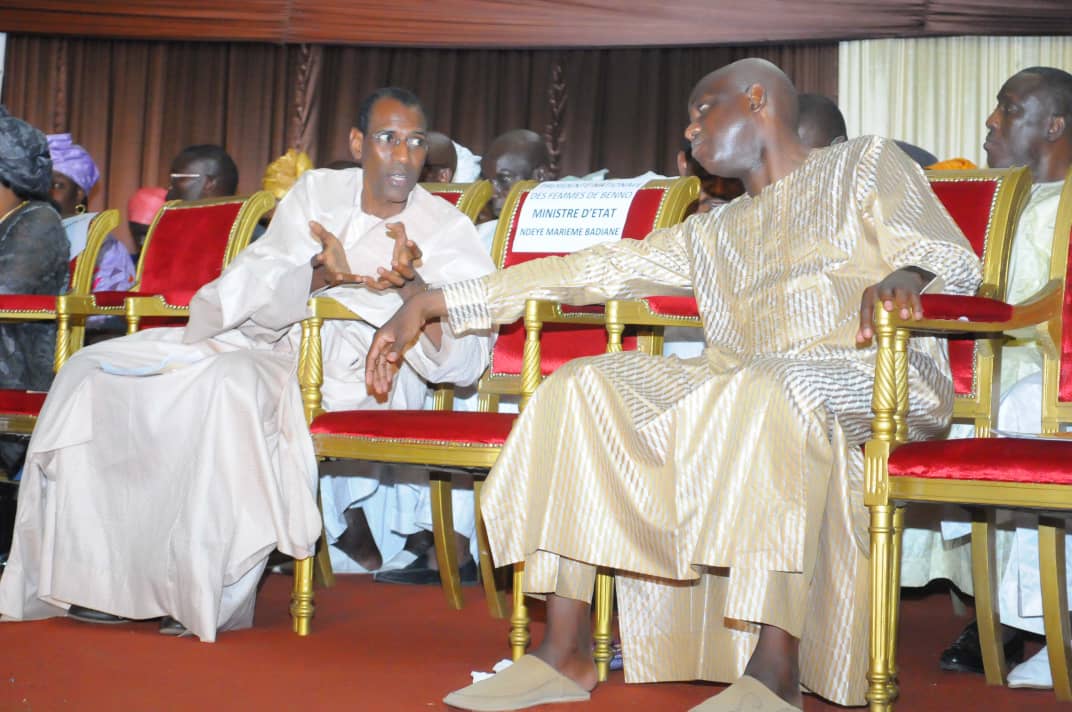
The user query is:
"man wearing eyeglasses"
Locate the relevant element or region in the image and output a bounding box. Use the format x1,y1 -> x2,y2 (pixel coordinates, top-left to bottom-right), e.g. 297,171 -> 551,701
0,87 -> 495,641
165,144 -> 239,202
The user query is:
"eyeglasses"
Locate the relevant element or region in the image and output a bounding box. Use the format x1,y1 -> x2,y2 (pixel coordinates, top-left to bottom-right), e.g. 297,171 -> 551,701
370,131 -> 427,151
169,173 -> 204,182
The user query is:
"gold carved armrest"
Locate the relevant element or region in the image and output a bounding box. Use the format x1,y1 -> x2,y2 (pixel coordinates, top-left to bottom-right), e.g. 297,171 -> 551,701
865,284 -> 1062,507
605,297 -> 703,353
299,296 -> 372,424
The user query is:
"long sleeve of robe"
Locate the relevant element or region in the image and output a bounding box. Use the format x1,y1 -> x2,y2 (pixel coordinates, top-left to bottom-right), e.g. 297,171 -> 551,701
442,137 -> 981,706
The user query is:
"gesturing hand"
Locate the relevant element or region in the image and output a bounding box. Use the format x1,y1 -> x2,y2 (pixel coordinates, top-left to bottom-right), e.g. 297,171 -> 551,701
359,222 -> 427,298
856,267 -> 933,345
309,221 -> 354,290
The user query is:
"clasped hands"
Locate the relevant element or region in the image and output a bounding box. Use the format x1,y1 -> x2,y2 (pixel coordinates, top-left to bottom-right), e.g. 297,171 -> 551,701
309,220 -> 426,298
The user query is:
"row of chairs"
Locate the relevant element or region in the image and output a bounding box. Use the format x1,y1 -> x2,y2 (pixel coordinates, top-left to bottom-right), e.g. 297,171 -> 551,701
5,166 -> 1067,709
294,163 -> 1072,710
289,176 -> 703,661
0,193 -> 274,442
0,182 -> 491,454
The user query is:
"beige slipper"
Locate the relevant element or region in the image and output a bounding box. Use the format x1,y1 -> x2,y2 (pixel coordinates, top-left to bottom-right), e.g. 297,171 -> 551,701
443,654 -> 591,711
689,675 -> 801,711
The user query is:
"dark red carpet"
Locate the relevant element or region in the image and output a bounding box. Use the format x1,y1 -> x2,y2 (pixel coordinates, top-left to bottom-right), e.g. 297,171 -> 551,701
0,574 -> 1065,711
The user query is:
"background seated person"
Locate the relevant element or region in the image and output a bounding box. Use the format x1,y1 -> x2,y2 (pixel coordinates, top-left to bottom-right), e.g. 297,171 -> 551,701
47,133 -> 135,292
0,108 -> 69,477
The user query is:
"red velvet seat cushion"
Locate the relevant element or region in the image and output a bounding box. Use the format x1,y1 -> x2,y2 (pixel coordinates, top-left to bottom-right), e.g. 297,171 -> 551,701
889,437 -> 1072,485
0,294 -> 56,311
0,390 -> 46,416
644,296 -> 700,318
919,294 -> 1014,322
310,410 -> 516,446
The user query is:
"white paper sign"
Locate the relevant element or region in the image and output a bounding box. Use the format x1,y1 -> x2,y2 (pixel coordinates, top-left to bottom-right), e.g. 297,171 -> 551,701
512,178 -> 648,253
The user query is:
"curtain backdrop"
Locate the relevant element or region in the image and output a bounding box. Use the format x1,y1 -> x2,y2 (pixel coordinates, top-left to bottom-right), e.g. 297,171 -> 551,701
839,36 -> 1072,167
2,35 -> 836,233
0,1 -> 1070,47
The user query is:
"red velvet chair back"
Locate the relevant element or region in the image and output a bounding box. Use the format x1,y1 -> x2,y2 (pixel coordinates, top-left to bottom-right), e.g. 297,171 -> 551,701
133,197 -> 248,306
926,168 -> 1031,402
485,178 -> 697,384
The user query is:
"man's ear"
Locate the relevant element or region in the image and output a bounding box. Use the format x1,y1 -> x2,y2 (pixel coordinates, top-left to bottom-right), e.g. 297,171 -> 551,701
675,150 -> 690,177
532,165 -> 554,182
433,167 -> 454,183
746,83 -> 767,113
1047,114 -> 1067,143
349,128 -> 364,161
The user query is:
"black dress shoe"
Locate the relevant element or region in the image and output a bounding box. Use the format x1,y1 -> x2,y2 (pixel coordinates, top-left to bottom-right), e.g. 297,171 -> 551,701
67,604 -> 131,625
158,616 -> 188,636
374,554 -> 478,586
940,620 -> 1025,673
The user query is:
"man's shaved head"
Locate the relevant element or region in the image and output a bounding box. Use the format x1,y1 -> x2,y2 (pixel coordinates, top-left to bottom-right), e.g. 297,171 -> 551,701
797,93 -> 847,149
420,131 -> 457,183
684,58 -> 805,194
690,58 -> 800,132
481,129 -> 552,217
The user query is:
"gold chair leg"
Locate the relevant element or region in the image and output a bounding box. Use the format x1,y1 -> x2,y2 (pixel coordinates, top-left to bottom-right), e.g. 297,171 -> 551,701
970,509 -> 1008,685
126,314 -> 140,335
431,472 -> 464,610
474,479 -> 507,619
509,563 -> 529,660
867,503 -> 896,712
290,556 -> 315,635
593,569 -> 615,682
886,505 -> 905,699
1039,517 -> 1072,701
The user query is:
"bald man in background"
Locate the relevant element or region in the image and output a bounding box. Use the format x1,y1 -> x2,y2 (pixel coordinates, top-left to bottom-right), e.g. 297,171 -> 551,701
420,131 -> 458,183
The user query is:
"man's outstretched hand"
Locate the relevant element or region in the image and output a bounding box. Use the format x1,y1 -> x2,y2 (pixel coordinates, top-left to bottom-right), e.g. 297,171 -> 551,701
359,222 -> 426,297
856,267 -> 934,345
309,221 -> 353,290
309,221 -> 427,296
365,289 -> 449,397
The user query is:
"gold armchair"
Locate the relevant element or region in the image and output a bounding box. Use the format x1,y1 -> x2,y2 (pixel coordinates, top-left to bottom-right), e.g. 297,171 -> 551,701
290,176 -> 700,642
865,168 -> 1072,711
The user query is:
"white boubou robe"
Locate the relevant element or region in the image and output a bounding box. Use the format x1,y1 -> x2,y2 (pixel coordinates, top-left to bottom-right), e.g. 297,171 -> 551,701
0,168 -> 494,640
